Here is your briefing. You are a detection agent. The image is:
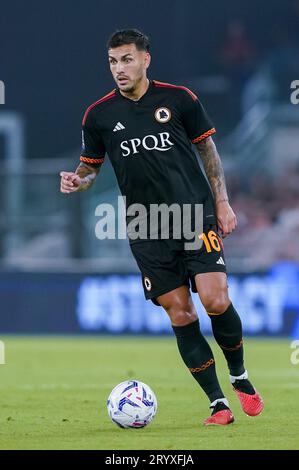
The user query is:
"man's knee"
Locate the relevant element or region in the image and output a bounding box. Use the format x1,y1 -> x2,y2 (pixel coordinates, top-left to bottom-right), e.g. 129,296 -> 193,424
157,286 -> 198,326
168,308 -> 198,326
163,299 -> 198,326
201,290 -> 230,315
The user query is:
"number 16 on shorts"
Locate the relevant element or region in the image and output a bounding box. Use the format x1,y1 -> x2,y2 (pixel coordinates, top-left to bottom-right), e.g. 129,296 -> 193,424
200,230 -> 222,253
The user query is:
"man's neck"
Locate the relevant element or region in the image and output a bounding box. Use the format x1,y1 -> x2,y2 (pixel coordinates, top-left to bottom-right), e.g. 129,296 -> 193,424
120,78 -> 149,101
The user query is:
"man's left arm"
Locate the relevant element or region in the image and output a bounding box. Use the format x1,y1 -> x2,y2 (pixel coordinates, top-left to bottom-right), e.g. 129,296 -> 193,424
195,136 -> 237,237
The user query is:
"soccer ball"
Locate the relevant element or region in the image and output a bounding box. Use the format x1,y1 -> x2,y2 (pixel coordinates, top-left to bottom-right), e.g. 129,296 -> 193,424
107,380 -> 157,428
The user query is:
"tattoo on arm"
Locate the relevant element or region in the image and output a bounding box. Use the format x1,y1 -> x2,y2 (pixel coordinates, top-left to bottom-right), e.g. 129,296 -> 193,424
75,162 -> 100,192
195,137 -> 228,202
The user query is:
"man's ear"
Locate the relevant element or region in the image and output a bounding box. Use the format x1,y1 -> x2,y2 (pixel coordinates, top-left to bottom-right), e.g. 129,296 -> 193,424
145,52 -> 151,69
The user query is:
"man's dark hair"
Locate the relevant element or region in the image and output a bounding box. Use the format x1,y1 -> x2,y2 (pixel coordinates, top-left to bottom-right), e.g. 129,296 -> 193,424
107,29 -> 150,52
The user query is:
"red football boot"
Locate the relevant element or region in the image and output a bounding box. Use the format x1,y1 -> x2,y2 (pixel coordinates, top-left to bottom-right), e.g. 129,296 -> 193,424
233,382 -> 264,417
204,401 -> 234,426
230,371 -> 264,417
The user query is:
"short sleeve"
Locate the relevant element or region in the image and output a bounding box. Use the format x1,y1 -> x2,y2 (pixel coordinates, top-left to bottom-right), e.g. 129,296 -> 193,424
80,109 -> 106,167
180,89 -> 216,144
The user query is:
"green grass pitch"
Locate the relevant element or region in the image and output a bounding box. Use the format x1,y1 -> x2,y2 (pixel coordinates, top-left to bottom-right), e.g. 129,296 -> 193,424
0,336 -> 297,450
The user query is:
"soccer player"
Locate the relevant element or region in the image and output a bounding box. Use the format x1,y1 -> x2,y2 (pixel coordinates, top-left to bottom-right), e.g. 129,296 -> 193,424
60,29 -> 264,425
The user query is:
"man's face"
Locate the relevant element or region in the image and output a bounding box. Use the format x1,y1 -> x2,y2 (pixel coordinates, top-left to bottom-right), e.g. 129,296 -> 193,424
108,43 -> 150,92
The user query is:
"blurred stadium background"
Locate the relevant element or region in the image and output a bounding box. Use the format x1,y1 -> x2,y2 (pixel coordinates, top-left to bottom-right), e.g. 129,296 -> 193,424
1,0 -> 299,451
0,0 -> 299,337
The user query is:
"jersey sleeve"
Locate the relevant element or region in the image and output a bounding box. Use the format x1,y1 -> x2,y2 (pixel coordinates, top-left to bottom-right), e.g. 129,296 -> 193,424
180,89 -> 216,144
80,109 -> 106,167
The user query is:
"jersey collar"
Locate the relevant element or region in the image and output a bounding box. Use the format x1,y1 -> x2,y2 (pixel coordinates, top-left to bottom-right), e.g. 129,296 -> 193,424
117,79 -> 154,103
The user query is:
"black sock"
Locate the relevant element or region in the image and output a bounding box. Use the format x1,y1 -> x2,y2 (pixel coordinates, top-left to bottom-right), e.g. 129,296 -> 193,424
172,319 -> 225,403
209,303 -> 245,376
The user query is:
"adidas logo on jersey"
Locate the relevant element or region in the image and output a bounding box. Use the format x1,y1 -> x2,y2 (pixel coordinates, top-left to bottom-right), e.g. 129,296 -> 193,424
216,256 -> 225,266
113,122 -> 125,132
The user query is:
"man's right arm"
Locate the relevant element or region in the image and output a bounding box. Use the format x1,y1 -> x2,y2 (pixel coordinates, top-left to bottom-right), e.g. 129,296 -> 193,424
60,162 -> 100,194
60,106 -> 105,194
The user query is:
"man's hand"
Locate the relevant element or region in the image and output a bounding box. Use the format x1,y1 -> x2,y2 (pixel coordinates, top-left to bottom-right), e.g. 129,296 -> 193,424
60,171 -> 83,193
215,200 -> 237,238
60,163 -> 100,193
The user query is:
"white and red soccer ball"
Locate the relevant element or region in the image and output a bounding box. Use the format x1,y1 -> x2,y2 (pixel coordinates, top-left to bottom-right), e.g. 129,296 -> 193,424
107,380 -> 157,429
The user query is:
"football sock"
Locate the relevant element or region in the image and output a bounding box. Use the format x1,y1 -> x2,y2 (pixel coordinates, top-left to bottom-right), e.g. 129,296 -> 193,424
230,370 -> 255,395
208,303 -> 245,376
209,398 -> 230,414
172,319 -> 225,403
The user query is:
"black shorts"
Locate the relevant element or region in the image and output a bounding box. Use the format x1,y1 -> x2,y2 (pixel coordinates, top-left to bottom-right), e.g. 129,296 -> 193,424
130,225 -> 227,305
